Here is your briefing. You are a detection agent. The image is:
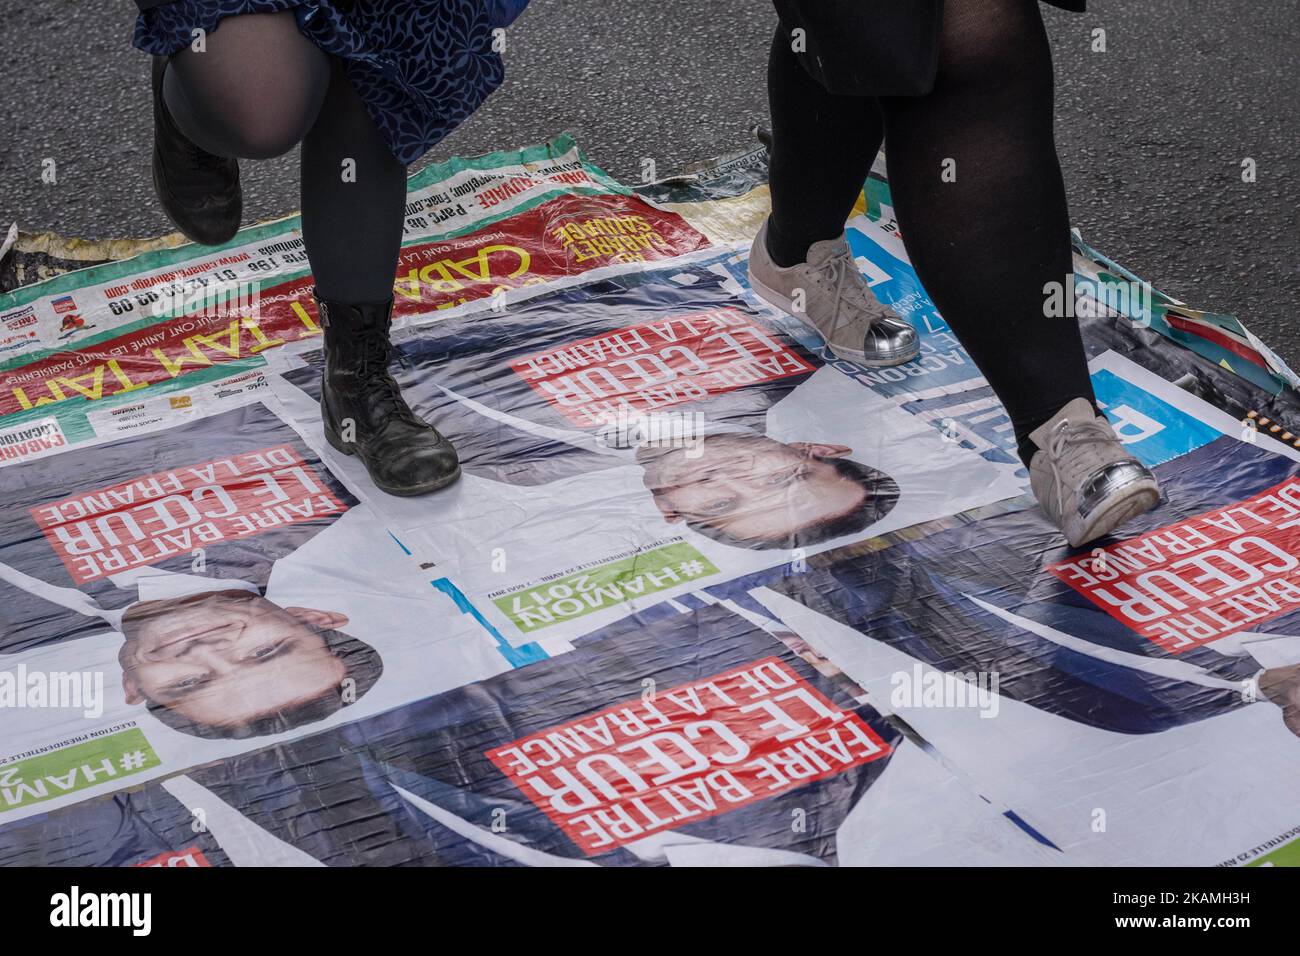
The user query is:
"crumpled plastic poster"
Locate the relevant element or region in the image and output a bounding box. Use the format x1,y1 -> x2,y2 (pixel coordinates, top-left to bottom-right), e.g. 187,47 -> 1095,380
707,416 -> 1300,865
2,136 -> 1300,867
0,136 -> 708,455
0,401 -> 509,823
268,254 -> 1021,649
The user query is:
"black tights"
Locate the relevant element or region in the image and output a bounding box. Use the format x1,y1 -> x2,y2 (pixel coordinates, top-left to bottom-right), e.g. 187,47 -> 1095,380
162,11 -> 405,303
767,0 -> 1095,464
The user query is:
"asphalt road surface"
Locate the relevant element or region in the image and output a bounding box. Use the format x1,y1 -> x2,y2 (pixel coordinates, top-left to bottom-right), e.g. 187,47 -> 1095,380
1,0 -> 1296,364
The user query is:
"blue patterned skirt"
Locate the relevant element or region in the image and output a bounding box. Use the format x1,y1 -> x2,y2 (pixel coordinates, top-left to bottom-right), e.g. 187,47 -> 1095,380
134,0 -> 528,165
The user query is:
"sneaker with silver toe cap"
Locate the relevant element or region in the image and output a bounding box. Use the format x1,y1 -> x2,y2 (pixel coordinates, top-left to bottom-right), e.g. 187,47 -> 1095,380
748,220 -> 919,367
1028,397 -> 1161,548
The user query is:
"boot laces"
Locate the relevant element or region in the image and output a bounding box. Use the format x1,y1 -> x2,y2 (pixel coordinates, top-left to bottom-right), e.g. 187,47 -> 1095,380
168,136 -> 234,198
817,248 -> 879,343
1046,416 -> 1118,518
191,147 -> 229,172
356,327 -> 420,426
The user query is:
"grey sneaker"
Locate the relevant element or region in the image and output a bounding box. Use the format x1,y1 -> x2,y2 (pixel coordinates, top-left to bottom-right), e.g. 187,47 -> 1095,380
1028,397 -> 1161,547
748,221 -> 920,367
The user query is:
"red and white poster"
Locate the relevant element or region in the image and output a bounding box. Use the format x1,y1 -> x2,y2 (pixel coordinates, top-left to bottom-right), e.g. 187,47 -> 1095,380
1050,475 -> 1300,652
488,656 -> 890,854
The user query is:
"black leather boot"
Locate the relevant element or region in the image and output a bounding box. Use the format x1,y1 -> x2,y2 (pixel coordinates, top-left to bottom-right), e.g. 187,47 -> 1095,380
317,293 -> 462,496
151,56 -> 242,246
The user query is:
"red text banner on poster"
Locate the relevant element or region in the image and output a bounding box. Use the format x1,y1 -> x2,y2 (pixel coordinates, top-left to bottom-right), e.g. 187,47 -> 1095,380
486,657 -> 891,855
30,445 -> 348,584
393,190 -> 709,317
255,192 -> 711,330
133,848 -> 212,868
509,309 -> 815,427
0,192 -> 707,418
1047,475 -> 1300,652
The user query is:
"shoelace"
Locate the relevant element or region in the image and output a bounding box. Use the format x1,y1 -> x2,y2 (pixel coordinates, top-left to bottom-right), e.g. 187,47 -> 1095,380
817,249 -> 879,343
190,147 -> 230,171
355,329 -> 420,426
1045,416 -> 1120,519
171,139 -> 234,201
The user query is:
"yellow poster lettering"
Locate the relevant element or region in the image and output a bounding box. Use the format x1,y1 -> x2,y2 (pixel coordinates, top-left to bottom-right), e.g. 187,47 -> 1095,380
290,300 -> 322,334
417,262 -> 466,296
447,244 -> 530,284
242,317 -> 285,353
53,365 -> 108,402
155,318 -> 280,377
13,380 -> 68,411
188,319 -> 244,359
395,269 -> 428,301
154,344 -> 213,378
106,359 -> 149,395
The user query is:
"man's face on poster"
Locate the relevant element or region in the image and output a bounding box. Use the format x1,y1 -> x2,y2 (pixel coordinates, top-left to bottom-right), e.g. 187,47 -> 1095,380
638,434 -> 887,547
119,591 -> 350,730
1260,663 -> 1300,738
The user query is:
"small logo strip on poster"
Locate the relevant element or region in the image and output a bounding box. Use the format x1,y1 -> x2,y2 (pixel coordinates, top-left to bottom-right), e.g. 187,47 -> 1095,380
1,727 -> 161,812
487,657 -> 891,855
30,444 -> 348,585
493,541 -> 720,633
1048,475 -> 1300,652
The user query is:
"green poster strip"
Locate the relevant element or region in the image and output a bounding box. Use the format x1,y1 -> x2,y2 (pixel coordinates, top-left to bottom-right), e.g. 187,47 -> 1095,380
494,541 -> 720,633
0,727 -> 162,812
1247,835 -> 1300,867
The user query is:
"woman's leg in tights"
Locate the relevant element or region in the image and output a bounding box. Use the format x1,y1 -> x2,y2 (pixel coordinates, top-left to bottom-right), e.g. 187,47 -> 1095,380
878,0 -> 1094,464
161,11 -> 405,303
300,57 -> 408,304
762,25 -> 917,364
765,0 -> 1094,464
158,11 -> 455,493
162,11 -> 330,160
295,49 -> 456,493
765,25 -> 884,268
299,59 -> 456,494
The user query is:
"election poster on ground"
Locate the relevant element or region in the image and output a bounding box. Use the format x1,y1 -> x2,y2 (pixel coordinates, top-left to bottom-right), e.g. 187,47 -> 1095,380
0,136 -> 710,457
694,358 -> 1300,865
0,396 -> 509,824
3,134 -> 1300,867
267,254 -> 1022,649
0,600 -> 1055,866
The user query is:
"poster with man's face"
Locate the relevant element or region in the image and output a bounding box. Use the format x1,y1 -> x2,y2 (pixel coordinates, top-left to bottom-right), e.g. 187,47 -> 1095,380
0,601 -> 1056,867
709,400 -> 1300,866
0,398 -> 508,825
269,257 -> 1023,648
